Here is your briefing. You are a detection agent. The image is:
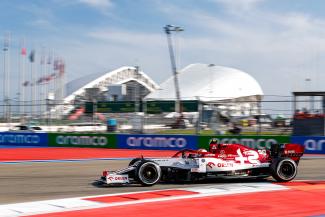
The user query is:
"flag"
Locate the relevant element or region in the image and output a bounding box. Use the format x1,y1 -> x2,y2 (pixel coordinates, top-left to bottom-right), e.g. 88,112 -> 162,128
37,77 -> 44,84
45,75 -> 52,82
59,60 -> 65,76
40,54 -> 45,65
45,73 -> 56,82
29,50 -> 35,62
22,81 -> 29,86
3,34 -> 9,51
53,58 -> 59,70
21,47 -> 27,56
47,53 -> 52,64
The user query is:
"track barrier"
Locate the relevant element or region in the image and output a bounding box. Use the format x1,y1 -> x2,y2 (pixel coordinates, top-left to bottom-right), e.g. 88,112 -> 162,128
0,132 -> 324,154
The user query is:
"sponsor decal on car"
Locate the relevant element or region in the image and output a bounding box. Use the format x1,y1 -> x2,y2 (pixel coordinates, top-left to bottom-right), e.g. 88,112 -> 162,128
217,150 -> 227,159
216,162 -> 234,167
207,162 -> 216,168
106,174 -> 129,184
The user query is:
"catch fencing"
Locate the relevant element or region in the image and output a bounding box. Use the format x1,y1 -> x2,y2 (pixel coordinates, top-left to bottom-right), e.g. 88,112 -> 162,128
1,95 -> 325,136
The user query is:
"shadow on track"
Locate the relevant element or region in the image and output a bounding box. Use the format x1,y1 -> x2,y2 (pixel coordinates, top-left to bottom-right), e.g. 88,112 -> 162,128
91,177 -> 274,188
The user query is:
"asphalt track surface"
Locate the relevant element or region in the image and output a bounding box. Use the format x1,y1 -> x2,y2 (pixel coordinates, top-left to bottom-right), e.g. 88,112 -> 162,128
0,158 -> 325,204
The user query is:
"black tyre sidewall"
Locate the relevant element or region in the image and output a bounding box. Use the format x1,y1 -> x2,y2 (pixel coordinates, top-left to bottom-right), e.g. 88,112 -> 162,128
271,158 -> 297,182
129,158 -> 142,166
136,161 -> 161,186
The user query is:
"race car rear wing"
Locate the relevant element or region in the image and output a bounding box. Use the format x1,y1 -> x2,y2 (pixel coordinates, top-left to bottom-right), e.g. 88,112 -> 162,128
270,143 -> 304,163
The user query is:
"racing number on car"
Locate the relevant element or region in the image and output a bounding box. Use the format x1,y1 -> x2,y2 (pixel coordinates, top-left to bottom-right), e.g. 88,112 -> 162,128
235,149 -> 259,164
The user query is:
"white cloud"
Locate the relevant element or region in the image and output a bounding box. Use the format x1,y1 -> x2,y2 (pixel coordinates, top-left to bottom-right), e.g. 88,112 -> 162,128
154,1 -> 325,98
51,28 -> 171,83
88,29 -> 165,47
78,0 -> 113,10
28,19 -> 58,31
33,1 -> 325,102
214,0 -> 265,11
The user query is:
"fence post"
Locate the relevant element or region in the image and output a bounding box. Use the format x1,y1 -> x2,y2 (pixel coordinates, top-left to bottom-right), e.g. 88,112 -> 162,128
195,97 -> 201,135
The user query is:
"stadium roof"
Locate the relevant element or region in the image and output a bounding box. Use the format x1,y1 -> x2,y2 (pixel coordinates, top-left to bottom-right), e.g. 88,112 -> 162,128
146,63 -> 263,102
64,66 -> 159,103
58,66 -> 159,115
66,71 -> 106,97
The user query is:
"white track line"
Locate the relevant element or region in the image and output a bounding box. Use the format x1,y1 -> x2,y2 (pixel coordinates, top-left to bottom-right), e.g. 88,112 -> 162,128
0,182 -> 288,217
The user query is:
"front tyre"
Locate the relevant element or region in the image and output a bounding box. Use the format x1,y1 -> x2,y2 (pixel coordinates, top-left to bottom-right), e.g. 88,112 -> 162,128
271,158 -> 297,182
129,158 -> 142,166
136,161 -> 161,186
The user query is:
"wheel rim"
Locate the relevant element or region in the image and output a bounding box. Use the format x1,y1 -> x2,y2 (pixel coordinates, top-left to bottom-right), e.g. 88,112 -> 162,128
278,161 -> 296,180
139,163 -> 160,184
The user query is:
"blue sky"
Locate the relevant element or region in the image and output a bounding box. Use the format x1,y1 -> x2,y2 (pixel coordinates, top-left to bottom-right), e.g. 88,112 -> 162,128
2,0 -> 325,114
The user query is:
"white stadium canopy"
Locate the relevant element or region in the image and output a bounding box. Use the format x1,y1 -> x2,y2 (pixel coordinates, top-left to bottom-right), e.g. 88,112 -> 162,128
146,63 -> 263,102
65,66 -> 159,103
54,66 -> 160,116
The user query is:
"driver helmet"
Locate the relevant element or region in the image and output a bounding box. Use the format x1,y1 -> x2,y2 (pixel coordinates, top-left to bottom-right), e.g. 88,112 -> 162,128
209,138 -> 218,153
197,148 -> 208,153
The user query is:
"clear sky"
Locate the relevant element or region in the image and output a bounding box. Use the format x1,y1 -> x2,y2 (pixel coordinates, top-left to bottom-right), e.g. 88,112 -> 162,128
2,0 -> 325,112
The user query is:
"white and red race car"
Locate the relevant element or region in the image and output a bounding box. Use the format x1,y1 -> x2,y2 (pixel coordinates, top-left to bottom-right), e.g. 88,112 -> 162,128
98,142 -> 304,186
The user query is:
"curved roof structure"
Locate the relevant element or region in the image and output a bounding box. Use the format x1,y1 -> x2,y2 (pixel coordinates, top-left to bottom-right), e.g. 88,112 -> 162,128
54,66 -> 159,116
65,71 -> 107,97
146,63 -> 263,102
64,66 -> 159,103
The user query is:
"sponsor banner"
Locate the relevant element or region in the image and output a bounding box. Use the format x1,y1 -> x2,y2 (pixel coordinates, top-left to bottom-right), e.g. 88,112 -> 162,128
146,100 -> 198,114
48,133 -> 117,148
0,132 -> 48,146
290,136 -> 325,154
198,135 -> 290,150
118,134 -> 198,150
97,101 -> 136,113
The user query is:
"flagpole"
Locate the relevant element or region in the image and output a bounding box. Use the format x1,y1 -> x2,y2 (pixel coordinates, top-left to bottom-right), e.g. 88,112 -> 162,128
43,48 -> 47,118
35,49 -> 39,119
3,32 -> 11,126
20,38 -> 26,122
40,46 -> 45,117
53,56 -> 58,118
61,60 -> 65,115
29,49 -> 35,120
34,53 -> 37,119
59,59 -> 65,118
54,65 -> 58,119
45,57 -> 49,125
45,50 -> 48,119
30,57 -> 33,119
3,34 -> 7,120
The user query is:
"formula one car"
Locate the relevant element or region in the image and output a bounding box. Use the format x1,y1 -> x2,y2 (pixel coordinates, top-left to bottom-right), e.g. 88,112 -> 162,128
98,142 -> 304,186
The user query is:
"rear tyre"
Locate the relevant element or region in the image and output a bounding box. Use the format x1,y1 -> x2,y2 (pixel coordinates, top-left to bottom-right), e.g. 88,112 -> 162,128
136,161 -> 161,186
271,158 -> 297,182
